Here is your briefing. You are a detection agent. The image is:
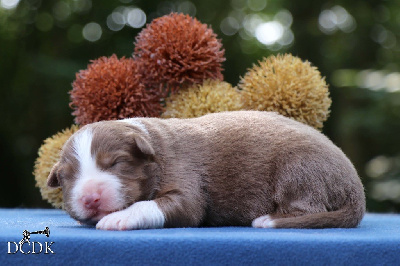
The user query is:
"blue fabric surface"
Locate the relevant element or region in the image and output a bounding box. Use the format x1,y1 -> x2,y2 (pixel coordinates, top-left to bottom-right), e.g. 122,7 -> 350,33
0,209 -> 399,265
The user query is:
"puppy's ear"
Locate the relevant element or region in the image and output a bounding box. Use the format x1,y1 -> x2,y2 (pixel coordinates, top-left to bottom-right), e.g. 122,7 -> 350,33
133,134 -> 155,159
47,162 -> 61,188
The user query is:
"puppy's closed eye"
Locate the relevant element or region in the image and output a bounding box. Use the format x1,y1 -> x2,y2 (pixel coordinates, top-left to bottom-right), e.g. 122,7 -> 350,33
97,153 -> 129,169
110,156 -> 133,168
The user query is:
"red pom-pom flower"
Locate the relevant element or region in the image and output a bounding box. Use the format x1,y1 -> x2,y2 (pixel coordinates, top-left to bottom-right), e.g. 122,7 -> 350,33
134,13 -> 226,95
70,55 -> 162,125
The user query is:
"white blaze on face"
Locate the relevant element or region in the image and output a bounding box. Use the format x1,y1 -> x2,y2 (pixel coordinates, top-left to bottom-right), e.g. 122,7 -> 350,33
70,128 -> 125,221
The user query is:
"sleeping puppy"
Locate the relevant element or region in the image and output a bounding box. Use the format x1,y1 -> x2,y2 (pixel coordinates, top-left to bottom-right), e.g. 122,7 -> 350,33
47,111 -> 365,230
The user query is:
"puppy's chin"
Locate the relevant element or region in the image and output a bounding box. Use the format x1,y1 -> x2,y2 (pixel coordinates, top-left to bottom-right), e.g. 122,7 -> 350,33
66,195 -> 120,225
75,210 -> 114,226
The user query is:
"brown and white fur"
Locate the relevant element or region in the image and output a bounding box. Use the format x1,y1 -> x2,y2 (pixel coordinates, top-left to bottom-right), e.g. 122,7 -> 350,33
47,111 -> 365,230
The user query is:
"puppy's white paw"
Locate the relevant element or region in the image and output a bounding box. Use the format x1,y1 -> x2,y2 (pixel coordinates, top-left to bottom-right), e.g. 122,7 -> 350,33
96,200 -> 165,230
252,215 -> 276,228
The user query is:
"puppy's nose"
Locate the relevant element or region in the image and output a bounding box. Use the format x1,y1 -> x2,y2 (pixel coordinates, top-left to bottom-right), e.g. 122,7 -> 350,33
81,193 -> 101,209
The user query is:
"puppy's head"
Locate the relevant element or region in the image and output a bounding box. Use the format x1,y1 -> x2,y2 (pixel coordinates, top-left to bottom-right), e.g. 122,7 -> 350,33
47,120 -> 156,225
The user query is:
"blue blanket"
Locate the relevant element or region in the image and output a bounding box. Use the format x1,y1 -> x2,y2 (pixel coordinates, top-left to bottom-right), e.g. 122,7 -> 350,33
1,209 -> 399,265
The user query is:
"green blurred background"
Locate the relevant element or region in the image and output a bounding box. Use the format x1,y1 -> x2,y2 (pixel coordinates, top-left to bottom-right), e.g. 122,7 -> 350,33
1,0 -> 399,212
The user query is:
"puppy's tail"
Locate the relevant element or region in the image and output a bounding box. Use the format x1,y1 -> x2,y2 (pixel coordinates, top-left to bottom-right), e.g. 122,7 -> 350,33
254,195 -> 365,229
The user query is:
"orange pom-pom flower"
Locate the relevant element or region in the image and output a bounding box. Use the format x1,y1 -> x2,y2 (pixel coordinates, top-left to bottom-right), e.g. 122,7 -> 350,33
70,54 -> 162,125
134,13 -> 225,95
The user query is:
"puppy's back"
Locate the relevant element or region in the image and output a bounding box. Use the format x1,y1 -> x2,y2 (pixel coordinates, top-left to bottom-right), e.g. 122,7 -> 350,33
139,111 -> 365,228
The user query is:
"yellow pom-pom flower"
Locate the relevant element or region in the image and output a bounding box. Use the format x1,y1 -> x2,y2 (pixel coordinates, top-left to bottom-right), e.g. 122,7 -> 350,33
33,125 -> 80,208
239,54 -> 331,130
162,79 -> 244,118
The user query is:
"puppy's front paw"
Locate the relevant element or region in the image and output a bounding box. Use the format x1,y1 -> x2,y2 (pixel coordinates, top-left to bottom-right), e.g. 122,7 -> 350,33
96,200 -> 165,230
96,208 -> 132,230
252,215 -> 276,228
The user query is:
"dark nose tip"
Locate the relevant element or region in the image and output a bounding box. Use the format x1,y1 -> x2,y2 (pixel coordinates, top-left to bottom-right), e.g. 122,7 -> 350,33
81,193 -> 101,209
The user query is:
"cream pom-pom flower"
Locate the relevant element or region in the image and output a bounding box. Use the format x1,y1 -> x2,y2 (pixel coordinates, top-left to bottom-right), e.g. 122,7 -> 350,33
162,79 -> 243,118
239,54 -> 331,130
33,125 -> 79,208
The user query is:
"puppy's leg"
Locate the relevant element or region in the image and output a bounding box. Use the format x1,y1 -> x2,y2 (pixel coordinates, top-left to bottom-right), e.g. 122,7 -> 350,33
252,199 -> 364,229
153,192 -> 206,228
96,192 -> 206,230
96,200 -> 165,230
